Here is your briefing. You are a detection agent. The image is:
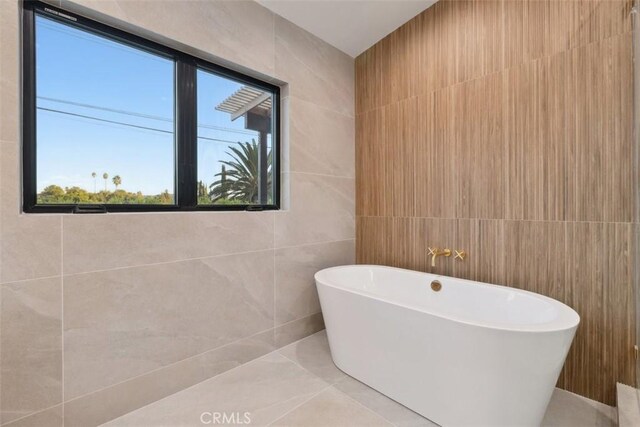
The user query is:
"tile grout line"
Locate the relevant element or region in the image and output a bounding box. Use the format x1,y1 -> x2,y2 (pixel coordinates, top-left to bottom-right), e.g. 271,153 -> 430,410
63,327 -> 274,406
273,212 -> 276,339
276,348 -> 343,386
287,170 -> 355,180
62,248 -> 275,278
0,274 -> 63,287
275,40 -> 354,119
265,384 -> 334,426
17,238 -> 355,282
0,217 -> 66,427
14,330 -> 284,426
60,215 -> 65,425
273,333 -> 399,426
266,334 -> 339,424
14,329 -> 335,426
275,238 -> 355,251
271,5 -> 276,91
101,348 -> 305,426
277,335 -> 433,426
329,386 -> 397,426
282,93 -> 355,120
275,335 -> 400,426
0,152 -> 2,427
59,313 -> 322,412
1,403 -> 63,427
274,332 -> 343,385
260,389 -> 330,423
355,215 -> 637,226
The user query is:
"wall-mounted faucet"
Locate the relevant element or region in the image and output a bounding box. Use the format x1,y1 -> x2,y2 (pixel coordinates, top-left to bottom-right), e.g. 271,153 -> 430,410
427,247 -> 467,267
427,247 -> 451,267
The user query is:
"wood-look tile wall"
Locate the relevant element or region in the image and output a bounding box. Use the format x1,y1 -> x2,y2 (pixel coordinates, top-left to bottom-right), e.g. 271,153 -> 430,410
355,0 -> 635,405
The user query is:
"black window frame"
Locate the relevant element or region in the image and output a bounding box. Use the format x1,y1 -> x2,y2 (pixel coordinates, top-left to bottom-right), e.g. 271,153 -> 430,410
22,0 -> 281,214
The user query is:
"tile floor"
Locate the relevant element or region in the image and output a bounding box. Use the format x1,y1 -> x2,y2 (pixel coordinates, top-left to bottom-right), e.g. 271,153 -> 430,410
103,331 -> 618,427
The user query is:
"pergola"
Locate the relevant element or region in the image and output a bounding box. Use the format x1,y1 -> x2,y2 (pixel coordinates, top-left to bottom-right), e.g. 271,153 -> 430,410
215,86 -> 272,205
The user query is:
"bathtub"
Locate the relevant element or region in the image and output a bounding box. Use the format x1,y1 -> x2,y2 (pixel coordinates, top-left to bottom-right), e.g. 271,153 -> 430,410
315,265 -> 579,427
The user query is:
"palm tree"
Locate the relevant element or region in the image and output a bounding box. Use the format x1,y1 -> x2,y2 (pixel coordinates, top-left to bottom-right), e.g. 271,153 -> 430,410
112,175 -> 122,190
102,173 -> 109,191
91,172 -> 97,193
198,180 -> 207,197
218,165 -> 229,199
209,139 -> 271,203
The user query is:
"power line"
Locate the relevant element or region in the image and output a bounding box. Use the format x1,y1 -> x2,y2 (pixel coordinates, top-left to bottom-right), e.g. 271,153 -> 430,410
38,96 -> 173,123
36,23 -> 265,138
37,96 -> 259,136
38,106 -> 172,134
37,20 -> 171,65
37,107 -> 250,145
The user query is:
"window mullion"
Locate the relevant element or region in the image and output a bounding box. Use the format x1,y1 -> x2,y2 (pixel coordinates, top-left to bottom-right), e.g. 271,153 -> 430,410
176,58 -> 197,209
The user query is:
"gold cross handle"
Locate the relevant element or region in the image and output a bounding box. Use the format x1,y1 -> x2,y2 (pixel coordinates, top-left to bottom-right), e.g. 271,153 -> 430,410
454,250 -> 466,260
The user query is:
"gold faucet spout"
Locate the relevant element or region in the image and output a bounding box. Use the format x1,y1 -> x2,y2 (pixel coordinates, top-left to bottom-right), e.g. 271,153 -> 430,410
427,247 -> 451,267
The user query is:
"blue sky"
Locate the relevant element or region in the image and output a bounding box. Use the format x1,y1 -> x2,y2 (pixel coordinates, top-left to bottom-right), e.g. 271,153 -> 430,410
36,14 -> 264,195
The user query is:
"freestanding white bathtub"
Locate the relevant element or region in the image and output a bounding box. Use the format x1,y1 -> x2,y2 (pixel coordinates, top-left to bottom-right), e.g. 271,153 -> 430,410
315,265 -> 579,427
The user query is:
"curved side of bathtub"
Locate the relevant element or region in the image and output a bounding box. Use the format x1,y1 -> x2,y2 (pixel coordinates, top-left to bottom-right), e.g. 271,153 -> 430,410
316,267 -> 578,427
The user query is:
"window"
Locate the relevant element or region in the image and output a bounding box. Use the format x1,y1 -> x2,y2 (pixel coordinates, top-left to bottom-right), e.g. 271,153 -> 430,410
197,69 -> 276,207
22,1 -> 279,213
33,12 -> 176,206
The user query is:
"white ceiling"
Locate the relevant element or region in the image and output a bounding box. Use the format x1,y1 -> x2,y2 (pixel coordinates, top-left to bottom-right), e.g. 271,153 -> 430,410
258,0 -> 437,57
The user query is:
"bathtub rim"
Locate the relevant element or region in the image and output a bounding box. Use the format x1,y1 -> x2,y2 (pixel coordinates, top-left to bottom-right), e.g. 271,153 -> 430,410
315,264 -> 580,334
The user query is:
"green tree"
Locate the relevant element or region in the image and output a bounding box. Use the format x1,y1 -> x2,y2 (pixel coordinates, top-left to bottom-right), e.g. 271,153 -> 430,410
197,180 -> 208,198
65,186 -> 91,203
37,184 -> 177,205
209,140 -> 271,204
206,165 -> 230,204
197,180 -> 210,205
159,190 -> 172,204
102,172 -> 109,191
112,175 -> 122,190
38,185 -> 65,203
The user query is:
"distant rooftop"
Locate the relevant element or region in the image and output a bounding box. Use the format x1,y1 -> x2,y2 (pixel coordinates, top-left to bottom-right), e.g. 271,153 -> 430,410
215,86 -> 272,121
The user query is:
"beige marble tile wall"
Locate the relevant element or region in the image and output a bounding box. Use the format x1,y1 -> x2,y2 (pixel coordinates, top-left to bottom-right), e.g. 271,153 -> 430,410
0,0 -> 355,425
